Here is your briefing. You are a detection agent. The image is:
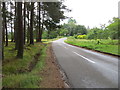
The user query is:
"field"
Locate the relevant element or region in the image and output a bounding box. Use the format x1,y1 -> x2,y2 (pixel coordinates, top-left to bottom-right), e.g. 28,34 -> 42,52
65,37 -> 120,55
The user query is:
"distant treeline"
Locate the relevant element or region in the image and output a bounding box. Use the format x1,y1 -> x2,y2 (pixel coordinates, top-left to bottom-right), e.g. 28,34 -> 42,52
55,17 -> 120,40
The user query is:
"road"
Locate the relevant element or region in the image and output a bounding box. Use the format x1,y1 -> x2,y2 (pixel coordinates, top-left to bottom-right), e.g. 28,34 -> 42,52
52,38 -> 118,88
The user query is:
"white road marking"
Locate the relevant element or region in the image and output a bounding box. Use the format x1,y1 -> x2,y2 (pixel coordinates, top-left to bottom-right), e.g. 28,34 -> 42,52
73,51 -> 96,63
63,42 -> 118,61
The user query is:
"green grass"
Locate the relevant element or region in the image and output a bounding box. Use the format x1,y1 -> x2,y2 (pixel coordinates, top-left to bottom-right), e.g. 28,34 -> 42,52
65,37 -> 119,55
3,37 -> 63,88
42,37 -> 64,43
3,41 -> 48,88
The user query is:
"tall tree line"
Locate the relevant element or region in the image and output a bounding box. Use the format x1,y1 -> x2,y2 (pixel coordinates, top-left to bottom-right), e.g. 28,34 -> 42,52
1,1 -> 69,59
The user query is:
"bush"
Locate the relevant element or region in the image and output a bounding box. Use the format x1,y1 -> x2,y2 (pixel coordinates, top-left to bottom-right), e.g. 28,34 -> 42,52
57,36 -> 64,38
77,35 -> 86,39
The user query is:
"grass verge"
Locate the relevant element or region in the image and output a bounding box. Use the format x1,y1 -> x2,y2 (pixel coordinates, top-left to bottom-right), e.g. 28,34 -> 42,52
65,37 -> 119,56
3,42 -> 48,88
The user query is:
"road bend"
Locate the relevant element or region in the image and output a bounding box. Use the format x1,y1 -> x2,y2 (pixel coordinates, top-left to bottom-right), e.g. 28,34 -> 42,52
52,38 -> 118,88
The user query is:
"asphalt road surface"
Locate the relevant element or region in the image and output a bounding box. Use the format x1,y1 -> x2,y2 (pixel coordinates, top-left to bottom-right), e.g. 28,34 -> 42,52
52,38 -> 118,88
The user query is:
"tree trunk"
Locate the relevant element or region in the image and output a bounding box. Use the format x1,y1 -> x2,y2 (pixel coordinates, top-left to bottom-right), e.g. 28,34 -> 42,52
36,3 -> 39,42
2,2 -> 5,44
1,2 -> 4,60
2,22 -> 4,60
47,30 -> 50,39
2,2 -> 8,46
11,6 -> 14,42
14,2 -> 18,50
14,2 -> 16,42
27,13 -> 30,43
5,16 -> 8,46
11,22 -> 14,42
38,2 -> 41,42
23,2 -> 26,44
11,23 -> 14,42
16,2 -> 24,59
27,6 -> 30,43
29,2 -> 34,45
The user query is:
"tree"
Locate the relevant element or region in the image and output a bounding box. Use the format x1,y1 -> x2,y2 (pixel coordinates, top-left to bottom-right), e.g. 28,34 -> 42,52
87,27 -> 102,39
61,18 -> 87,36
106,17 -> 120,39
26,2 -> 30,43
16,2 -> 24,58
2,2 -> 8,46
0,2 -> 4,60
23,2 -> 26,44
59,28 -> 68,36
9,2 -> 14,42
75,25 -> 87,35
14,2 -> 18,50
43,2 -> 67,38
29,2 -> 34,45
1,1 -> 69,59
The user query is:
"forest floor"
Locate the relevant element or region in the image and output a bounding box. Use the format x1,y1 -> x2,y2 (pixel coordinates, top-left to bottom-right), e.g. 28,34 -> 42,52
3,41 -> 65,88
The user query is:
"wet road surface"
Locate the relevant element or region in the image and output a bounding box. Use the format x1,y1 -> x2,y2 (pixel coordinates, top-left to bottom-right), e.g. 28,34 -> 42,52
52,38 -> 118,88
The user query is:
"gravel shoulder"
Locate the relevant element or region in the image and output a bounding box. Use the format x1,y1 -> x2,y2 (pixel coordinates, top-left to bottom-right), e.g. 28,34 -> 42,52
39,43 -> 65,88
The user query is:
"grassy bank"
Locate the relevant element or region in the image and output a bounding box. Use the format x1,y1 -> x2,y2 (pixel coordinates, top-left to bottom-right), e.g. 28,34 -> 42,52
3,42 -> 48,88
65,37 -> 119,55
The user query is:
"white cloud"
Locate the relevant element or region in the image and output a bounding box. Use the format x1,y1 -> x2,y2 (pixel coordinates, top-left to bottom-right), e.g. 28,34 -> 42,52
62,0 -> 119,28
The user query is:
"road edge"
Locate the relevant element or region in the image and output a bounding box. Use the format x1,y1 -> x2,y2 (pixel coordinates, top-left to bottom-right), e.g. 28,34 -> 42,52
51,43 -> 73,88
65,42 -> 120,58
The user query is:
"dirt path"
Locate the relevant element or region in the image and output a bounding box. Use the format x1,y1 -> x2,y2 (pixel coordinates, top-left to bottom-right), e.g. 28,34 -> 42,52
39,44 -> 65,88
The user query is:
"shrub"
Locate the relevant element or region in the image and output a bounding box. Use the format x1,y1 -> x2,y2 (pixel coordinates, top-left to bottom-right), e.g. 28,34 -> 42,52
77,35 -> 87,39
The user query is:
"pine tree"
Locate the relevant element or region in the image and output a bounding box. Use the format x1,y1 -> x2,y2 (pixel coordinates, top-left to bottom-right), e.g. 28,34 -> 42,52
16,2 -> 24,58
29,2 -> 34,45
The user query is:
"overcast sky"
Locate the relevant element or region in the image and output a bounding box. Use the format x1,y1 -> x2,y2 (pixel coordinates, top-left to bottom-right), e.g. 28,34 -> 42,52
62,0 -> 119,28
